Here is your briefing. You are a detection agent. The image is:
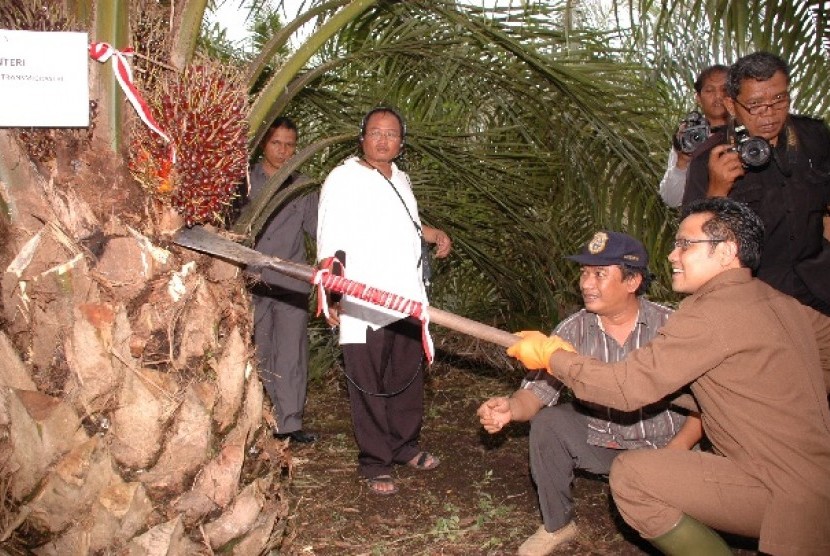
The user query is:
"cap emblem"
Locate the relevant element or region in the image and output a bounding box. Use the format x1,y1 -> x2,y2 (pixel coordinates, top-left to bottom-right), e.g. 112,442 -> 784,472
587,232 -> 609,254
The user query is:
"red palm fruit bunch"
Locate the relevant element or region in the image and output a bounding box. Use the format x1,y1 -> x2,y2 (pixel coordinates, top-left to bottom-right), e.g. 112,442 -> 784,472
130,60 -> 249,226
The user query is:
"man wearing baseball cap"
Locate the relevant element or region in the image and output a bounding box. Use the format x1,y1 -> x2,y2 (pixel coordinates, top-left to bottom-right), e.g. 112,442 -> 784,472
507,199 -> 830,555
478,230 -> 702,556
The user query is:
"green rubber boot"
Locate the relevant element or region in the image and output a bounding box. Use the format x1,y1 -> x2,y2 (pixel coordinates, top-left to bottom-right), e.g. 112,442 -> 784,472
649,515 -> 732,555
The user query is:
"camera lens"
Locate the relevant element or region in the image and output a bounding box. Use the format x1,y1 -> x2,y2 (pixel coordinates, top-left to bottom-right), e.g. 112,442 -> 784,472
739,137 -> 772,167
680,125 -> 709,153
676,112 -> 710,154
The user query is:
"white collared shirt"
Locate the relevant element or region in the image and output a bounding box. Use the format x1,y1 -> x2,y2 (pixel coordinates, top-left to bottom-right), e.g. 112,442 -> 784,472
317,157 -> 428,344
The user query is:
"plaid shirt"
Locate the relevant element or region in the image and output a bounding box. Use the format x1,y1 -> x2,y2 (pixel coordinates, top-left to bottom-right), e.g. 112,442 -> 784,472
521,298 -> 687,449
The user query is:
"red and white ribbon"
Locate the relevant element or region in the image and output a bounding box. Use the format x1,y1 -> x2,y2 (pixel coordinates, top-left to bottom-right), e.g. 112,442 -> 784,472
312,260 -> 434,363
89,42 -> 175,162
314,256 -> 339,320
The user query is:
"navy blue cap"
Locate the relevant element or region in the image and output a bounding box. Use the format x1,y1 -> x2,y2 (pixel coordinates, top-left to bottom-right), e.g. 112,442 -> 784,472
566,231 -> 649,268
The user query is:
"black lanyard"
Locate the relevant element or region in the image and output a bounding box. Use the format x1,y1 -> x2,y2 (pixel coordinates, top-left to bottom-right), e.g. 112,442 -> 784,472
362,159 -> 425,244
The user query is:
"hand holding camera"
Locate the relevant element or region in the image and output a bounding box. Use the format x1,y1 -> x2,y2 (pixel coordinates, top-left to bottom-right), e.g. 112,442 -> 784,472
705,119 -> 773,197
728,123 -> 772,168
673,110 -> 711,154
707,144 -> 745,196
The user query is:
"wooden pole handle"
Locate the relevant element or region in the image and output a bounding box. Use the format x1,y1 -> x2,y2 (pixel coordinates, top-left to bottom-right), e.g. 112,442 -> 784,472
173,226 -> 519,348
429,307 -> 518,348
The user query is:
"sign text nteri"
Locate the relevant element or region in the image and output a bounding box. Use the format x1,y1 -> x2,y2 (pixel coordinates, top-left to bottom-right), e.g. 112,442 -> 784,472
0,30 -> 89,127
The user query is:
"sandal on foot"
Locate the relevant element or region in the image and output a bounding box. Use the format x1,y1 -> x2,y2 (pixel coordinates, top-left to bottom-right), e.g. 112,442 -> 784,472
407,451 -> 440,470
367,475 -> 398,496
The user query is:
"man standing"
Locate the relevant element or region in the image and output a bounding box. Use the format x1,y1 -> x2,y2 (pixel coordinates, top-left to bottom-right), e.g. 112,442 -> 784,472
477,231 -> 701,556
659,64 -> 729,207
250,117 -> 319,444
684,52 -> 830,314
317,107 -> 451,495
508,198 -> 830,555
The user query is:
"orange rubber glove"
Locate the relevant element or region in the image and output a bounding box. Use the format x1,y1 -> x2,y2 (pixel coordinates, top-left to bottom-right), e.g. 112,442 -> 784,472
506,331 -> 576,374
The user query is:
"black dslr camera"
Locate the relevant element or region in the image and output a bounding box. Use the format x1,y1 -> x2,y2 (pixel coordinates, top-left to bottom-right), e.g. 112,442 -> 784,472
730,123 -> 771,168
673,111 -> 710,154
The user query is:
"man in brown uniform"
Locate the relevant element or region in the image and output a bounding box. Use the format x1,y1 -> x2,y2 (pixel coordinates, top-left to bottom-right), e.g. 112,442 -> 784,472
508,197 -> 830,555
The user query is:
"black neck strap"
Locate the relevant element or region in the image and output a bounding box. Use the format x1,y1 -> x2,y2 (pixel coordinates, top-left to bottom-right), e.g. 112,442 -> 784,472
362,158 -> 424,241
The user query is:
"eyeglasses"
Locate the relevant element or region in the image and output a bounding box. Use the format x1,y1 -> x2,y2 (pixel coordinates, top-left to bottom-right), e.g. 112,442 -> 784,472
734,93 -> 789,116
673,238 -> 724,251
364,130 -> 401,140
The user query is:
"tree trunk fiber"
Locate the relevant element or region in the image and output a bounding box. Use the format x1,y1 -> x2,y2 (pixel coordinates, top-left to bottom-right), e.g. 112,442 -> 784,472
0,127 -> 288,552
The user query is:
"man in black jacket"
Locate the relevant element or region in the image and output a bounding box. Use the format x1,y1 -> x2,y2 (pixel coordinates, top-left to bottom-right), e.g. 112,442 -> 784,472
683,52 -> 830,314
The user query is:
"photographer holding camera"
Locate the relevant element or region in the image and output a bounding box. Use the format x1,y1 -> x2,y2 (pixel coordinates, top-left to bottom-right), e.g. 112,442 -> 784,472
684,52 -> 830,315
659,65 -> 729,207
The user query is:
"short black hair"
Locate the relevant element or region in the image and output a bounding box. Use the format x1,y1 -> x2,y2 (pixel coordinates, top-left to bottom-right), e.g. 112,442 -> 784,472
694,64 -> 728,94
264,116 -> 298,141
681,197 -> 765,271
619,264 -> 652,297
726,52 -> 790,99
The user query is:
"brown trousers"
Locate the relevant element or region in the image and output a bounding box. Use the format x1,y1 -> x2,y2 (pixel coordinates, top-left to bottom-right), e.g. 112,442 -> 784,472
609,449 -> 768,539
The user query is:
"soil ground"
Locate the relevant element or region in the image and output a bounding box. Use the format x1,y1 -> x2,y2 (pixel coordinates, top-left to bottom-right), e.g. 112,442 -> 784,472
276,347 -> 760,555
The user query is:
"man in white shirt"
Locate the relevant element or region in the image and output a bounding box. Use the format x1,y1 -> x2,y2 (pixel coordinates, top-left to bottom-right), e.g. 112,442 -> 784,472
317,107 -> 451,495
659,65 -> 728,207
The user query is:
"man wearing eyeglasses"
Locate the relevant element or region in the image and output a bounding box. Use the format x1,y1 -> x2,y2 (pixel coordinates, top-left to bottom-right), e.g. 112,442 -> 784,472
507,197 -> 830,555
477,231 -> 701,556
683,51 -> 830,315
317,107 -> 451,496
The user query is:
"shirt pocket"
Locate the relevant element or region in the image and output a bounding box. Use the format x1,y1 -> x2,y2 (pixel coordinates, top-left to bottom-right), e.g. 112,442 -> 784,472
803,160 -> 830,202
798,161 -> 830,231
731,180 -> 764,208
730,181 -> 774,229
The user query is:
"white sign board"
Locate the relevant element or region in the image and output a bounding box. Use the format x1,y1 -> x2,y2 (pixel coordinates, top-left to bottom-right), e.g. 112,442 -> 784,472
0,30 -> 89,127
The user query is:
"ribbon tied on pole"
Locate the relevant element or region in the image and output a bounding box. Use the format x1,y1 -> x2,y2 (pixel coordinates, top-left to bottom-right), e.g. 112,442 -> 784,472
88,42 -> 175,163
313,257 -> 435,363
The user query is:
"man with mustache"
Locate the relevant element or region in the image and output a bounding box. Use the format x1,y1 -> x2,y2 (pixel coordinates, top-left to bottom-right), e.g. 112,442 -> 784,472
684,52 -> 830,315
249,117 -> 320,444
659,64 -> 729,207
477,231 -> 701,556
508,197 -> 830,555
